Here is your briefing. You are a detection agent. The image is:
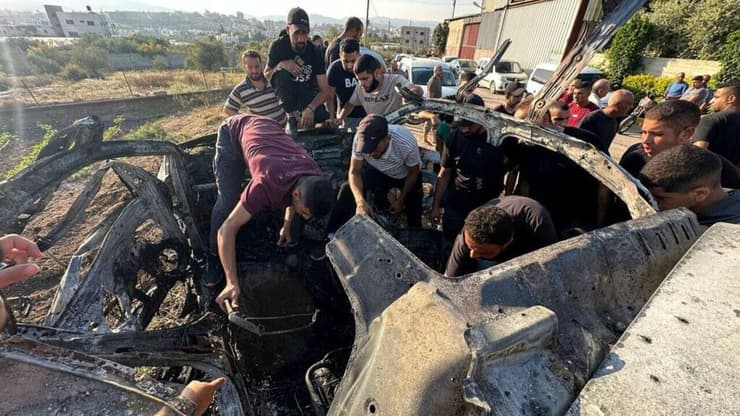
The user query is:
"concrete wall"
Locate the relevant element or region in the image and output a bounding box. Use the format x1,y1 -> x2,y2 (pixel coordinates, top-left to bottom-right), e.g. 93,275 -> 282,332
0,88 -> 229,140
591,53 -> 722,77
106,53 -> 187,71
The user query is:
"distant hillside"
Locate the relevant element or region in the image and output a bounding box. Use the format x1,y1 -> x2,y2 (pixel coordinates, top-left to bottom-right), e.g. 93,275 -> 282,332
255,14 -> 439,29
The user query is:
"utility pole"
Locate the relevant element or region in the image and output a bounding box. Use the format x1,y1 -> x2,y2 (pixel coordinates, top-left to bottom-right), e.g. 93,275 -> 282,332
365,0 -> 370,46
452,0 -> 456,18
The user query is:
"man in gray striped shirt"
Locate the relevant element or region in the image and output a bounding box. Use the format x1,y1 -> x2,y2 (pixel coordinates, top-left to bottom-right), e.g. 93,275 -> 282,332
326,114 -> 423,232
223,50 -> 286,125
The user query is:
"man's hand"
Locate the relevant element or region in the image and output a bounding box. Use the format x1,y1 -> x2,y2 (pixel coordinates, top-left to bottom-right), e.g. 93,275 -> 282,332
277,225 -> 293,247
180,377 -> 226,416
0,234 -> 43,290
300,107 -> 315,129
279,59 -> 303,77
430,206 -> 443,223
215,283 -> 240,312
355,200 -> 373,216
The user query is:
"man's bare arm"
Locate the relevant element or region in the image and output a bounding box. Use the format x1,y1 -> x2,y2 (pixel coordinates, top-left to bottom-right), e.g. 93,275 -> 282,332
215,203 -> 252,310
348,157 -> 370,215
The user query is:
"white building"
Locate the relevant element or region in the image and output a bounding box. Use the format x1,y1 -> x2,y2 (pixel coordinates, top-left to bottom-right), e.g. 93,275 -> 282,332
44,5 -> 112,38
400,26 -> 430,51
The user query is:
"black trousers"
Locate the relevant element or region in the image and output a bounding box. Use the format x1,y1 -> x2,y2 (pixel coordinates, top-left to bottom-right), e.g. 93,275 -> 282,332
327,164 -> 422,234
271,70 -> 329,123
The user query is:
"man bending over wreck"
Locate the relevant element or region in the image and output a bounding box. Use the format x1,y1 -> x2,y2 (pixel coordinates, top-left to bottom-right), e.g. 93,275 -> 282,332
445,196 -> 558,277
209,114 -> 334,310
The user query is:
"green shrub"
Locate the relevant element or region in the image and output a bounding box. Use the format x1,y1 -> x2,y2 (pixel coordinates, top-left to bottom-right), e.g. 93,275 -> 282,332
605,13 -> 657,83
622,74 -> 674,101
71,45 -> 109,78
4,124 -> 57,179
152,55 -> 168,71
717,29 -> 740,85
61,63 -> 89,81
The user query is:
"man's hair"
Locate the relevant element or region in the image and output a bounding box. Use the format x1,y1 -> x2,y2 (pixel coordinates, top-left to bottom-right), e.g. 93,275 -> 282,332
297,176 -> 335,218
242,50 -> 261,62
575,81 -> 592,91
345,17 -> 363,33
549,100 -> 569,111
718,82 -> 740,98
339,39 -> 360,54
638,145 -> 722,193
312,34 -> 322,42
354,53 -> 380,74
464,205 -> 514,245
644,100 -> 701,132
459,71 -> 475,83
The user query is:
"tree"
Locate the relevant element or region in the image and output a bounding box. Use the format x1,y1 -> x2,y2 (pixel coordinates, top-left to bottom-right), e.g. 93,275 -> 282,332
605,13 -> 656,83
682,0 -> 740,60
643,0 -> 689,58
185,37 -> 227,72
431,22 -> 449,57
716,29 -> 740,84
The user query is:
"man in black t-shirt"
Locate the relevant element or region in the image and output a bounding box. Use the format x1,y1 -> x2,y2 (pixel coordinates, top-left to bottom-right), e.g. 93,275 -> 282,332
578,89 -> 634,150
491,81 -> 525,116
692,83 -> 740,167
326,39 -> 366,127
444,197 -> 558,277
325,17 -> 363,67
512,101 -> 606,231
430,94 -> 507,241
619,100 -> 740,188
264,7 -> 330,130
639,145 -> 740,226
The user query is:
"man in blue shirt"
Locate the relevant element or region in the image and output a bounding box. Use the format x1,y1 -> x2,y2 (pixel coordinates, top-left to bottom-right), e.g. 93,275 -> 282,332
663,72 -> 688,100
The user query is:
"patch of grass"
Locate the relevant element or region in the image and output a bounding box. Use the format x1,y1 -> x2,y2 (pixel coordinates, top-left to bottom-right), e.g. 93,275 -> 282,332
103,115 -> 126,141
124,121 -> 184,142
3,123 -> 57,179
0,132 -> 12,148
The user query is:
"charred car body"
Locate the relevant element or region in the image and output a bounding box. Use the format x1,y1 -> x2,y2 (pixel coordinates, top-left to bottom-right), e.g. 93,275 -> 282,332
1,0 -> 739,414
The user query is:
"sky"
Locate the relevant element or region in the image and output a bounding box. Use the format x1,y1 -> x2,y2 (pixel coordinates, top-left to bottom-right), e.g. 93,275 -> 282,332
4,0 -> 482,23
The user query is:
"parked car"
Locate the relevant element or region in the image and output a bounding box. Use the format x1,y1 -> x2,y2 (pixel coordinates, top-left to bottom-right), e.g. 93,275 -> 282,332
442,55 -> 459,63
448,58 -> 477,76
398,57 -> 458,98
477,60 -> 528,93
393,53 -> 412,62
525,62 -> 604,95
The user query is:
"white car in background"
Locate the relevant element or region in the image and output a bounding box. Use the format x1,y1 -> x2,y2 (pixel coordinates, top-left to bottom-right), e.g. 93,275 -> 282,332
477,60 -> 528,94
525,62 -> 604,95
398,58 -> 458,98
448,58 -> 477,76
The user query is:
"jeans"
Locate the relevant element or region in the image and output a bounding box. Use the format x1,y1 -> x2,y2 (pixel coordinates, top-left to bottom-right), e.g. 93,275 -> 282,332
209,121 -> 245,255
326,164 -> 422,234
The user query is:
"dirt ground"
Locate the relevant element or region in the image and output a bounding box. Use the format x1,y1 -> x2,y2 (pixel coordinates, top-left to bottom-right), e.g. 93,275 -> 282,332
0,70 -> 243,107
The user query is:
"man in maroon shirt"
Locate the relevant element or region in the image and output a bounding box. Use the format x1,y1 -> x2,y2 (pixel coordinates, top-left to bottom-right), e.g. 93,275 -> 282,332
209,114 -> 334,310
567,82 -> 599,127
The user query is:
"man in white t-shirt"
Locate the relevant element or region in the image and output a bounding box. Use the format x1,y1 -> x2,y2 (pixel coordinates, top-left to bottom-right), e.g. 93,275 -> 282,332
335,54 -> 422,123
326,114 -> 423,233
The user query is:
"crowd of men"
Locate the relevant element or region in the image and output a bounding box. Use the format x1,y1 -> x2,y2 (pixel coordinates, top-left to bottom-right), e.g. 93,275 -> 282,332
213,7 -> 740,304
6,5 -> 739,329
1,8 -> 738,413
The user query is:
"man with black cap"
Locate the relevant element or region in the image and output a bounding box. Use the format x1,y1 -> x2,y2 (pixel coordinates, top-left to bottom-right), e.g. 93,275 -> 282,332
431,94 -> 508,241
326,114 -> 422,233
264,7 -> 330,134
491,81 -> 526,116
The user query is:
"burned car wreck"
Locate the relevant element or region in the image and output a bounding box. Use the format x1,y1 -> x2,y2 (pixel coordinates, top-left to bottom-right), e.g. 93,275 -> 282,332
1,0 -> 739,414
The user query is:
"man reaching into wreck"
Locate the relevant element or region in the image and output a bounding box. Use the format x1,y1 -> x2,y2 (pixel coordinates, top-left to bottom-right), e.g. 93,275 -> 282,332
208,114 -> 334,310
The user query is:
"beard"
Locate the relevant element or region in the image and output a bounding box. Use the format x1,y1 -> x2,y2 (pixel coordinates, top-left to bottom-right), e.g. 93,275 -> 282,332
248,73 -> 262,81
293,41 -> 306,52
363,77 -> 380,93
